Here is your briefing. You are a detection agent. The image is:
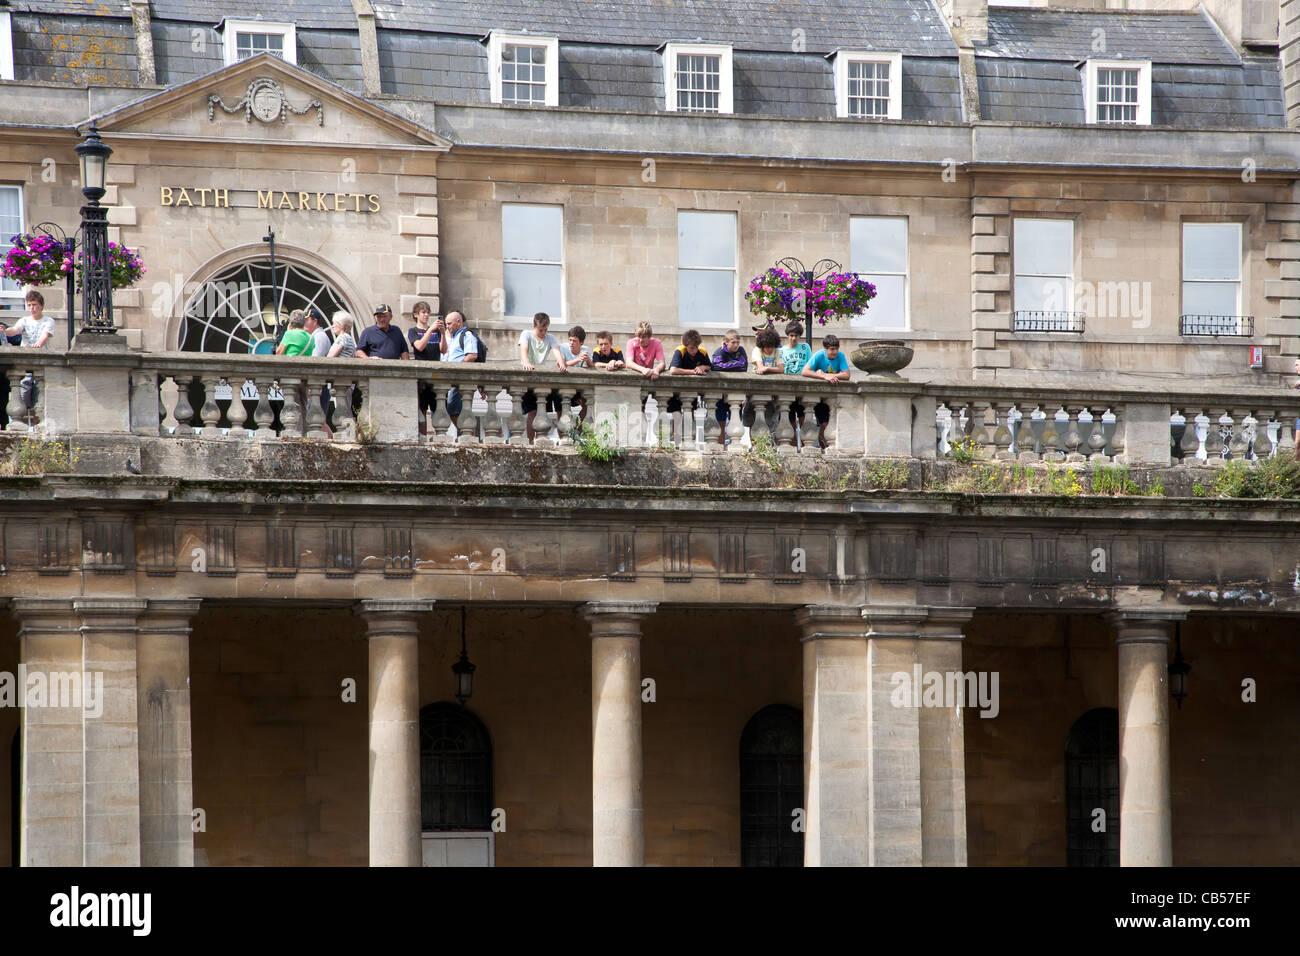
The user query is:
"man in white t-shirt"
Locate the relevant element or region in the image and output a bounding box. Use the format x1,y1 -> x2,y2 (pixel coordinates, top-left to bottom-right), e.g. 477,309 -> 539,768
0,290 -> 55,348
517,311 -> 567,443
304,307 -> 331,357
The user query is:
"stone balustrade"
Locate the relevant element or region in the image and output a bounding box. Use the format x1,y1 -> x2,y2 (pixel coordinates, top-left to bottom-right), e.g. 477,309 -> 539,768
3,347 -> 1299,466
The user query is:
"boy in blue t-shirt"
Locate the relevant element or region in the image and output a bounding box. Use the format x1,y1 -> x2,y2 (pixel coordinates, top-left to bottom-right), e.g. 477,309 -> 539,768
800,334 -> 851,449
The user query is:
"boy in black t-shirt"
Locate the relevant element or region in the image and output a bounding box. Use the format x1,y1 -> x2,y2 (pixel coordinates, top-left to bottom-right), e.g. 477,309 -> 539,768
592,330 -> 626,370
665,329 -> 711,420
407,301 -> 440,437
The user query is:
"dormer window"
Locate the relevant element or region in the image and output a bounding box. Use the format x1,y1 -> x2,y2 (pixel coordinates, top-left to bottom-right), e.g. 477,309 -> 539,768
663,42 -> 732,114
488,33 -> 559,106
832,51 -> 902,120
1083,59 -> 1150,125
221,19 -> 297,67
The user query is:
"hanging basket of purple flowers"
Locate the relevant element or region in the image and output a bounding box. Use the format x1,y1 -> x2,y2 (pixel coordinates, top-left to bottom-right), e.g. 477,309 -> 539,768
75,241 -> 146,291
745,266 -> 877,325
1,232 -> 70,288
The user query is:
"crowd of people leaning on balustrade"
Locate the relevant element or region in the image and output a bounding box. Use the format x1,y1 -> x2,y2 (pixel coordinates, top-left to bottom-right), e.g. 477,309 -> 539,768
277,301 -> 852,448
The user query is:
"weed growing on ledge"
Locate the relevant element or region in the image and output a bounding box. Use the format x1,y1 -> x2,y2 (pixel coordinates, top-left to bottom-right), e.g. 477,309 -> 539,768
0,435 -> 78,476
743,434 -> 782,473
355,417 -> 381,445
866,459 -> 909,490
950,436 -> 979,465
573,418 -> 625,463
1209,456 -> 1300,499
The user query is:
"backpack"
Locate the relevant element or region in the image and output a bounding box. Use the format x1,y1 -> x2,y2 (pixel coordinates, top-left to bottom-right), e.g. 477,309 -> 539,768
456,326 -> 489,363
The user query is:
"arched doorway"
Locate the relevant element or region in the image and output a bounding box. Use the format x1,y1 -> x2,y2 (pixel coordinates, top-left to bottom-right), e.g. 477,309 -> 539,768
1065,707 -> 1120,866
739,704 -> 803,867
419,702 -> 494,866
179,257 -> 364,353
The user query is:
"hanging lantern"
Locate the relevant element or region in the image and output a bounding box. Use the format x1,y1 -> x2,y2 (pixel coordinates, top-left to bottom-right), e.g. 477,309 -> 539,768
452,606 -> 476,705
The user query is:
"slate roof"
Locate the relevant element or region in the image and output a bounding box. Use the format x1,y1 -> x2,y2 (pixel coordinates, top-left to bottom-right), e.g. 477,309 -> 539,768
982,8 -> 1239,66
371,0 -> 958,56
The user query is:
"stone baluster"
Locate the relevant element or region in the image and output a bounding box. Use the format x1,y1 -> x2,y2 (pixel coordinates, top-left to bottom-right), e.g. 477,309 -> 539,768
991,404 -> 1013,459
226,378 -> 250,438
303,377 -> 328,439
1027,407 -> 1047,461
690,391 -> 707,449
750,393 -> 773,446
1085,407 -> 1108,461
279,378 -> 304,438
554,388 -> 578,446
819,395 -> 835,452
1169,411 -> 1186,462
130,369 -> 163,437
1235,411 -> 1255,461
481,383 -> 505,444
457,388 -> 481,445
157,376 -> 179,436
725,391 -> 747,451
198,375 -> 223,437
251,379 -> 274,440
171,375 -> 195,436
1106,409 -> 1124,460
801,398 -> 820,452
1180,410 -> 1202,461
1062,405 -> 1086,462
1041,408 -> 1065,462
936,403 -> 953,457
703,391 -> 724,451
1278,413 -> 1297,460
504,385 -> 527,446
774,395 -> 798,453
1208,408 -> 1231,461
971,402 -> 996,458
5,366 -> 30,431
328,378 -> 353,441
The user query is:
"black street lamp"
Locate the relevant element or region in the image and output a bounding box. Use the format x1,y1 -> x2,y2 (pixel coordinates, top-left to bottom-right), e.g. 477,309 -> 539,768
775,256 -> 842,350
452,607 -> 476,705
74,124 -> 115,334
1169,625 -> 1191,710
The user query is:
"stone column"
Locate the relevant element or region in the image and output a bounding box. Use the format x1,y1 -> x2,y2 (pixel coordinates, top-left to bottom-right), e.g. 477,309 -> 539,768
865,605 -> 929,866
136,599 -> 201,867
1107,609 -> 1184,867
76,598 -> 148,867
356,600 -> 431,867
917,607 -> 975,866
582,601 -> 656,867
795,605 -> 870,866
12,599 -> 82,867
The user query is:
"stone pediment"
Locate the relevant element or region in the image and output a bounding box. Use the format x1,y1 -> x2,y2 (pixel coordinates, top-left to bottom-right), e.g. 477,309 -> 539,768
83,53 -> 449,151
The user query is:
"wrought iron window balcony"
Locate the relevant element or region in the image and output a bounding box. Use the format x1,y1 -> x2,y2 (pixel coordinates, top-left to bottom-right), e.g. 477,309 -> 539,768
1179,314 -> 1254,337
1012,311 -> 1086,333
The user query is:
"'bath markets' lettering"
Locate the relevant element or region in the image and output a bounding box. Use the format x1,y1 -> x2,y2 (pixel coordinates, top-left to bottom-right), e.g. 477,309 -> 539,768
160,186 -> 380,212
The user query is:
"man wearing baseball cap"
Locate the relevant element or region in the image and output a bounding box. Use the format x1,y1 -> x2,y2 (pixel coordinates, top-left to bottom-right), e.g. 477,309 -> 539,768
355,303 -> 410,360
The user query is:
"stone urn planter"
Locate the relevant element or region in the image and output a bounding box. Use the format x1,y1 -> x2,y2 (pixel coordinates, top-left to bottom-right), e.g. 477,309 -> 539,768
850,339 -> 914,377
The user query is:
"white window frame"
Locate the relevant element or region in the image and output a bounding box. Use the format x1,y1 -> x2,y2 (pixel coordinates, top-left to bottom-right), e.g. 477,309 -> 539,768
1012,217 -> 1075,317
849,215 -> 909,331
221,19 -> 297,67
0,12 -> 14,82
502,202 -> 566,324
677,210 -> 737,328
663,42 -> 733,114
487,32 -> 559,107
1181,221 -> 1243,323
1082,59 -> 1151,126
832,51 -> 902,120
0,184 -> 25,310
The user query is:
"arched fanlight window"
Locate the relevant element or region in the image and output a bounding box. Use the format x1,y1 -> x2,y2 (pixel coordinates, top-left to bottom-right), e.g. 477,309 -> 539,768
739,704 -> 803,867
179,259 -> 361,353
419,703 -> 493,832
1065,707 -> 1120,867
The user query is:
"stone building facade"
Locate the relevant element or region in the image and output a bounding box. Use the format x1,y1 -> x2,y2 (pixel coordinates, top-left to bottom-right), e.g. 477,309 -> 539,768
0,0 -> 1298,867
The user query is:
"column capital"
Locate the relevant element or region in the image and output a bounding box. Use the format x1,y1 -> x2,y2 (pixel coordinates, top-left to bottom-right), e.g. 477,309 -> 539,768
863,605 -> 929,638
355,600 -> 436,616
795,603 -> 866,641
139,598 -> 203,633
918,606 -> 976,641
9,597 -> 78,629
581,601 -> 658,619
1106,608 -> 1186,645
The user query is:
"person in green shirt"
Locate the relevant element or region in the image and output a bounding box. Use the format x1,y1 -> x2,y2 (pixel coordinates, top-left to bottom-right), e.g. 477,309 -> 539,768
275,310 -> 313,357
